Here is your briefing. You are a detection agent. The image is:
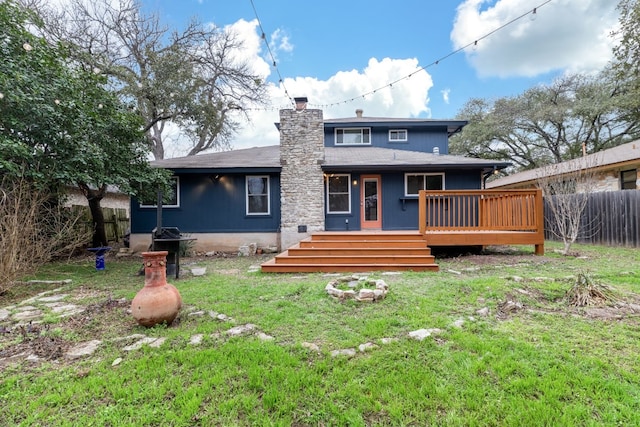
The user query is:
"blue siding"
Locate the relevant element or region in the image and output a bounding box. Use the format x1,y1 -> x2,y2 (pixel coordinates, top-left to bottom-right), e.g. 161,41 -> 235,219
324,126 -> 449,154
131,173 -> 280,234
324,177 -> 361,231
324,170 -> 482,231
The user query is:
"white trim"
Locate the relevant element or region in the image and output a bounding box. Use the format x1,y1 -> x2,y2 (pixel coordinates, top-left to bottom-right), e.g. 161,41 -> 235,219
246,175 -> 271,215
335,128 -> 371,145
389,129 -> 408,142
326,173 -> 352,214
140,176 -> 180,208
404,173 -> 445,196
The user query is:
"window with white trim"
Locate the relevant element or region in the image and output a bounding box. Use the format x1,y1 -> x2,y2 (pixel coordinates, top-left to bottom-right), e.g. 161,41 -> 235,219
389,129 -> 408,142
140,176 -> 180,207
335,128 -> 371,145
405,173 -> 444,196
246,175 -> 270,215
326,174 -> 351,213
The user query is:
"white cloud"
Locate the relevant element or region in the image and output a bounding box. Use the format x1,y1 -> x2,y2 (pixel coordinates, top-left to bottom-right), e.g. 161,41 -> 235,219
271,28 -> 293,53
450,0 -> 620,78
224,30 -> 434,150
441,88 -> 451,104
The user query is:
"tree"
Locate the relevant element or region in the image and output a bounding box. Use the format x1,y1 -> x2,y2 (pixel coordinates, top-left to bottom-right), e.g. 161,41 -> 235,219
23,0 -> 269,159
611,0 -> 640,124
536,157 -> 598,255
0,0 -> 169,248
450,73 -> 640,171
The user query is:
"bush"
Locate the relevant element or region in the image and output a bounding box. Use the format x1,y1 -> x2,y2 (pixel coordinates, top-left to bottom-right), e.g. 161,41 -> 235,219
0,178 -> 91,294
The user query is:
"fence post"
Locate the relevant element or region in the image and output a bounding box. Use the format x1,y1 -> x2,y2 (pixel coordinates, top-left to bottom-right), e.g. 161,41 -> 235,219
534,189 -> 545,255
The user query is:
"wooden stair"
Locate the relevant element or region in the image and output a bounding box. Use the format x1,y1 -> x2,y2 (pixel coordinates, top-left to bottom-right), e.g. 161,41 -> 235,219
261,231 -> 439,273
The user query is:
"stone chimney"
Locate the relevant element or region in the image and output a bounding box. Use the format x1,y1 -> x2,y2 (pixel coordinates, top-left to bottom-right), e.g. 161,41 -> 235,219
355,109 -> 363,118
279,98 -> 325,250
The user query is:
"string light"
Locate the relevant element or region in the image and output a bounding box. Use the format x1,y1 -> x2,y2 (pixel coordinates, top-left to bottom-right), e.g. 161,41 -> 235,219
308,0 -> 553,109
249,0 -> 295,108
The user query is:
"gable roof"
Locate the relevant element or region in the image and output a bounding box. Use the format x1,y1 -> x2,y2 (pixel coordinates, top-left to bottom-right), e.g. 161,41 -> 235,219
487,140 -> 640,189
151,145 -> 509,174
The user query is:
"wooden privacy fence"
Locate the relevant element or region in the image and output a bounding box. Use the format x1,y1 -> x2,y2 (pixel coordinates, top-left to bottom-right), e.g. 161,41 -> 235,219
544,190 -> 640,247
72,205 -> 129,243
418,189 -> 545,255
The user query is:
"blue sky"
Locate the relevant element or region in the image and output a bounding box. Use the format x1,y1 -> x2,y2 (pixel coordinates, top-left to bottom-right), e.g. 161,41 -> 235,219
138,0 -> 620,155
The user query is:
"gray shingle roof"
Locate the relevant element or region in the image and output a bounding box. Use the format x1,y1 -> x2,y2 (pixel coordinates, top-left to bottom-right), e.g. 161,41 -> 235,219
487,140 -> 640,188
151,145 -> 509,172
151,145 -> 281,169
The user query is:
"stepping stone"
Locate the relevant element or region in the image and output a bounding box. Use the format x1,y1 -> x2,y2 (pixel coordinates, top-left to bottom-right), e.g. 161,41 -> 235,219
0,309 -> 10,321
67,340 -> 102,359
37,294 -> 68,303
123,337 -> 160,351
13,310 -> 42,321
148,337 -> 166,348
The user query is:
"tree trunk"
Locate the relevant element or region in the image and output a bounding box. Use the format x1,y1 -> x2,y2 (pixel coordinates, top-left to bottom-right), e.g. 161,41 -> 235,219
79,183 -> 108,247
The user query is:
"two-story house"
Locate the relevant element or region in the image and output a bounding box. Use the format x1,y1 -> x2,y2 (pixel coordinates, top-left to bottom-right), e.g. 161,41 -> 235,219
130,98 -> 527,271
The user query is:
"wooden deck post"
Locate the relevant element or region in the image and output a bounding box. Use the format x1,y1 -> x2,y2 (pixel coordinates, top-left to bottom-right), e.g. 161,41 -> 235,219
418,190 -> 426,234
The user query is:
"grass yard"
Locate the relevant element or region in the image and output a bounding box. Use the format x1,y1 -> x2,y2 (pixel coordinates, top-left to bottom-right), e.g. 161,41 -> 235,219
1,242 -> 640,426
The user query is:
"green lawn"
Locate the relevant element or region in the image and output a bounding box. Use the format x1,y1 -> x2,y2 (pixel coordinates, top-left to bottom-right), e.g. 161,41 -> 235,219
1,242 -> 639,426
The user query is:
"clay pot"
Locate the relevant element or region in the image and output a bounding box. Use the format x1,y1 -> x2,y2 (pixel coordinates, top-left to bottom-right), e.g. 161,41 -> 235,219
131,251 -> 182,327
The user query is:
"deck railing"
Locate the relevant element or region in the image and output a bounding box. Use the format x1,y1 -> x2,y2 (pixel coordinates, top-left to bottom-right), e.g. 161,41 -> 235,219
418,189 -> 544,234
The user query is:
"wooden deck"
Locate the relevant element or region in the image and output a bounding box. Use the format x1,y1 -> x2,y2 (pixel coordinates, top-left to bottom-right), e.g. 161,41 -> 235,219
419,189 -> 545,255
261,190 -> 545,273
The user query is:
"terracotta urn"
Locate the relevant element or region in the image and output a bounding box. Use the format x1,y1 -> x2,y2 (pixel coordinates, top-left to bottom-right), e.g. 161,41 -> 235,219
131,251 -> 182,327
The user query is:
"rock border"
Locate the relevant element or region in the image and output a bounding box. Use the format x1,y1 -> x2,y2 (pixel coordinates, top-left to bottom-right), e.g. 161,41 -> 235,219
325,276 -> 389,302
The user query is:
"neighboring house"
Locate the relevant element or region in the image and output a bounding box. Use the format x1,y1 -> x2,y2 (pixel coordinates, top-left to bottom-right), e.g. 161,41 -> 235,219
486,140 -> 640,191
129,99 -> 510,253
65,185 -> 131,215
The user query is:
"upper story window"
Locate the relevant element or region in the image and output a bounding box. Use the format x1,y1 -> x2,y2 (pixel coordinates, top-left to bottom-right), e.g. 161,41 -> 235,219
389,129 -> 407,142
246,175 -> 270,215
140,176 -> 179,208
326,174 -> 351,213
621,169 -> 637,190
405,173 -> 444,196
335,128 -> 370,145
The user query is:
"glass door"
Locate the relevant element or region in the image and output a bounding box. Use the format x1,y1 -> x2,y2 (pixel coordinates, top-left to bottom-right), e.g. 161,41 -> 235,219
361,175 -> 381,229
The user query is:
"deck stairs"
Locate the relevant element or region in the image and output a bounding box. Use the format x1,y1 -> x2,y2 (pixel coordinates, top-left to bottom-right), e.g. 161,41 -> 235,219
260,231 -> 439,273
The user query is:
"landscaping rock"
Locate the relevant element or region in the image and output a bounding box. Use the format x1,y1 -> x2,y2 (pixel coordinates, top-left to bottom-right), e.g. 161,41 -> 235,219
358,342 -> 377,352
331,348 -> 356,358
189,334 -> 204,345
226,324 -> 256,337
408,328 -> 441,341
301,342 -> 320,352
256,332 -> 274,341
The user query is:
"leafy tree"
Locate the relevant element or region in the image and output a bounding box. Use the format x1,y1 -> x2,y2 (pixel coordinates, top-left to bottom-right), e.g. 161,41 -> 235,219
611,0 -> 640,123
450,73 -> 640,170
23,0 -> 269,159
0,0 -> 169,247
